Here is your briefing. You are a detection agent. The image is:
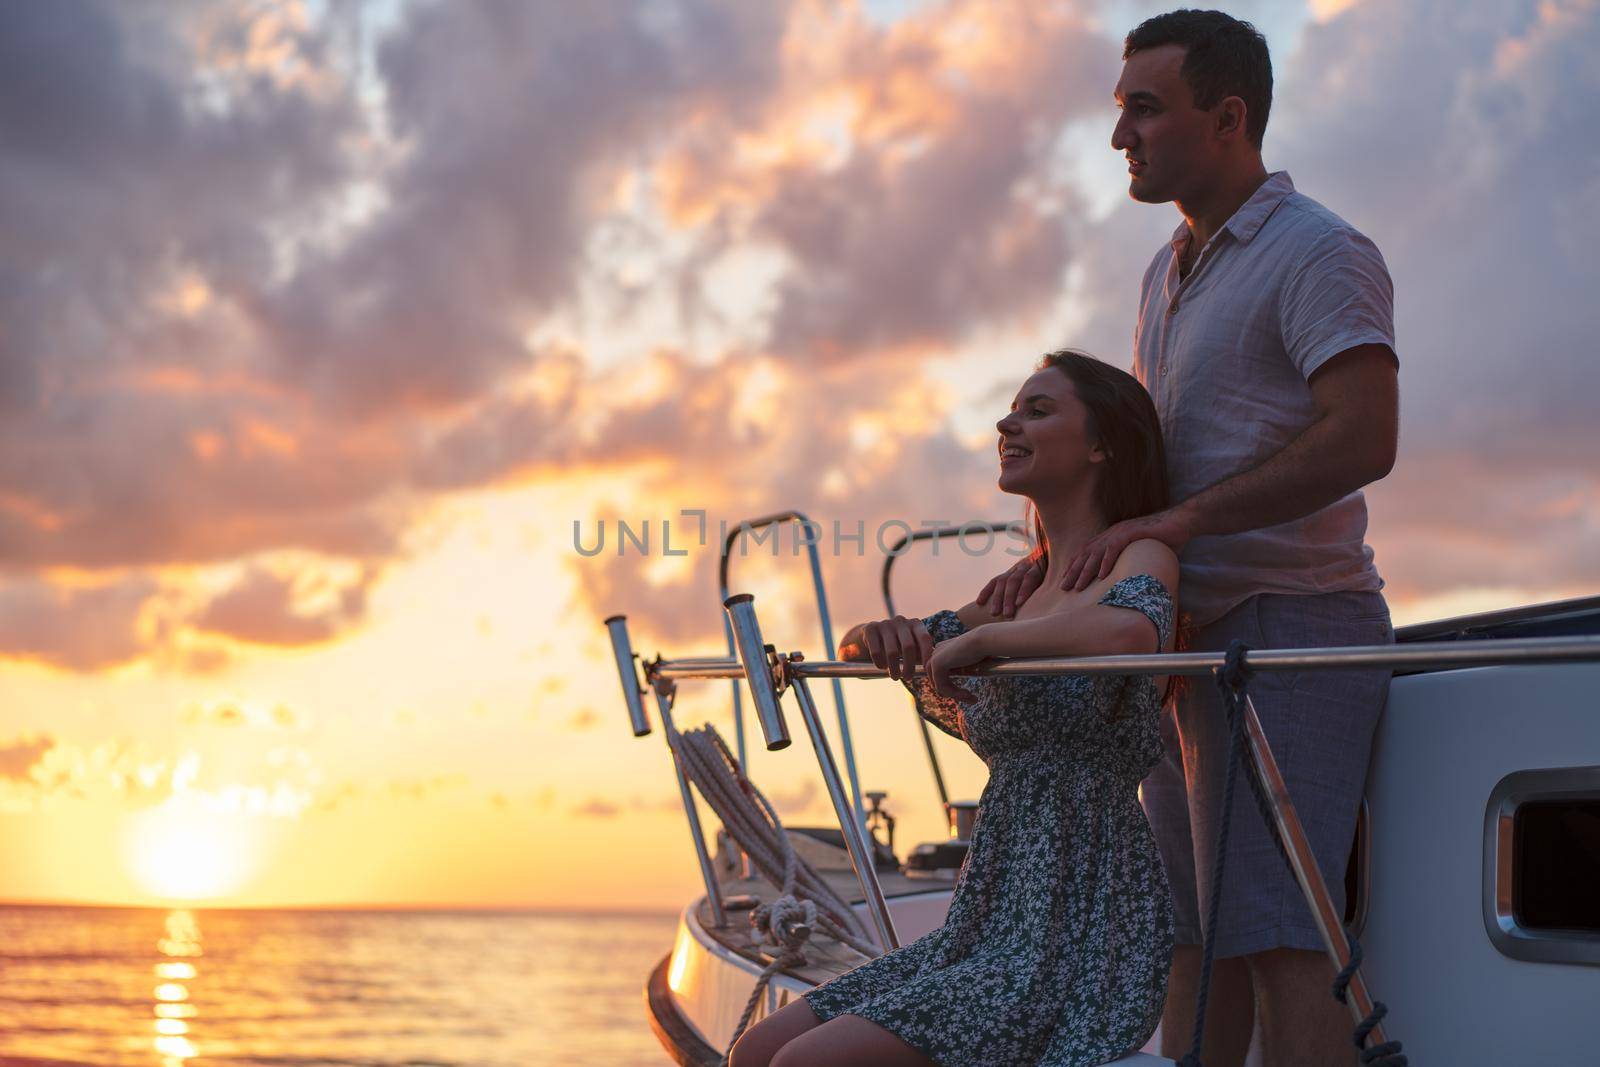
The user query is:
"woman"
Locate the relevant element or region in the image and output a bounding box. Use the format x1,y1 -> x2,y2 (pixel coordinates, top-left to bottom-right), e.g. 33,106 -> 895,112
729,349 -> 1180,1067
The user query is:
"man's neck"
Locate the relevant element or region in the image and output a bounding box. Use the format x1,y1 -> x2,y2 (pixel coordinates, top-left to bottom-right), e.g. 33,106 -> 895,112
1175,159 -> 1271,262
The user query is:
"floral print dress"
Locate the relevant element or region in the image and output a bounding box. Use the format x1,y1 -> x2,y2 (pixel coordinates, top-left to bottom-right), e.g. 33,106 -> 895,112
802,573 -> 1175,1066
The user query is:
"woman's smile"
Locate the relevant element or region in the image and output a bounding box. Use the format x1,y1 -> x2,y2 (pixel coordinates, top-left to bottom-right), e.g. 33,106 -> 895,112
999,442 -> 1033,466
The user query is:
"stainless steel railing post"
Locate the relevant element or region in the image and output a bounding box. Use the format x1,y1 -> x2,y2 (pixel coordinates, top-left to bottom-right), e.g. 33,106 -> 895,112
654,682 -> 728,929
1236,690 -> 1387,1048
791,674 -> 901,953
880,521 -> 1024,814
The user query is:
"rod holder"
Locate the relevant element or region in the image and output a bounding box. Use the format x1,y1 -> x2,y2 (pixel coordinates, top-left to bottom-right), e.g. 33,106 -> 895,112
723,594 -> 792,751
604,614 -> 651,737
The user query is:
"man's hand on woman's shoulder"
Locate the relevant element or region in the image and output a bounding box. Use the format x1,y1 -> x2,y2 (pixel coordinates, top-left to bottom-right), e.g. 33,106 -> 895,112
1060,510 -> 1192,592
974,528 -> 1184,618
976,557 -> 1046,620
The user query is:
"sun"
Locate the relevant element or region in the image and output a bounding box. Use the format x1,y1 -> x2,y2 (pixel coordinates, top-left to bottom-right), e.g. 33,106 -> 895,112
126,799 -> 258,902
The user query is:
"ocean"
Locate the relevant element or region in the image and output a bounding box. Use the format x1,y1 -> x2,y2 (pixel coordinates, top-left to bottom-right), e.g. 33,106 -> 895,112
0,904 -> 679,1067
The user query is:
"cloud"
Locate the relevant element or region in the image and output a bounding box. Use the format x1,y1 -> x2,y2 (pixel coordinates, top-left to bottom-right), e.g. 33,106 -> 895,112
766,778 -> 825,816
565,707 -> 601,732
572,797 -> 621,819
571,792 -> 682,819
181,701 -> 305,729
0,0 -> 387,573
193,564 -> 376,647
0,734 -> 55,781
0,560 -> 377,673
260,1 -> 793,416
653,2 -> 1119,359
564,345 -> 1021,644
0,0 -> 805,673
0,577 -> 159,671
0,738 -> 179,812
1,0 -> 1595,685
385,772 -> 470,802
1266,0 -> 1600,604
0,732 -> 335,817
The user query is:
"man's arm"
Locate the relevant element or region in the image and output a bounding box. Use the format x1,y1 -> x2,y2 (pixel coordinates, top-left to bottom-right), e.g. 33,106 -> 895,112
1170,342 -> 1398,539
1059,342 -> 1398,591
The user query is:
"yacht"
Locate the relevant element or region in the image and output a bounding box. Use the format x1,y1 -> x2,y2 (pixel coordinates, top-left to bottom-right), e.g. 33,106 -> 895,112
604,512 -> 1600,1065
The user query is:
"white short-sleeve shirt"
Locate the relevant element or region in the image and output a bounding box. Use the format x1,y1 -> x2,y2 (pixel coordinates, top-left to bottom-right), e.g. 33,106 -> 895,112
1133,170 -> 1396,628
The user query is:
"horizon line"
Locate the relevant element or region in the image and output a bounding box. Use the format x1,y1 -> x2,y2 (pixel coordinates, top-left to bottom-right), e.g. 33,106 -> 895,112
0,896 -> 680,917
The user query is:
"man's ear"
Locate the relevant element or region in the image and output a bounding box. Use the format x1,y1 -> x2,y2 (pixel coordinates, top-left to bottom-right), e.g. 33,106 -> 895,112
1215,95 -> 1248,142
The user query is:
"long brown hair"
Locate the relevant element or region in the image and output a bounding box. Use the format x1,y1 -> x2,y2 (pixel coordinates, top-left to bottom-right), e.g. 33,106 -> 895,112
1022,348 -> 1191,705
1023,349 -> 1168,564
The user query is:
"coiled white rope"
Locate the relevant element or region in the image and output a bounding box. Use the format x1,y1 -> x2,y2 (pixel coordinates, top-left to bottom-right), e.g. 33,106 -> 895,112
668,723 -> 879,1064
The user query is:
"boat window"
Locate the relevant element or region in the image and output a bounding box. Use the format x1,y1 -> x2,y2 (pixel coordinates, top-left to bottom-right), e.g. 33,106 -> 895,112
1514,799 -> 1600,932
1343,799 -> 1368,934
1484,767 -> 1600,965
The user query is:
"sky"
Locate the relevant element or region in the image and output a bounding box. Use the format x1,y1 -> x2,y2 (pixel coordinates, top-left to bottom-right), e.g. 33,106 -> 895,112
1,0 -> 1596,912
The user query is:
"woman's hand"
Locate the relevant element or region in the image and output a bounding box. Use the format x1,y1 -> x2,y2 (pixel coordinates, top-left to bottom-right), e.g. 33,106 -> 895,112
976,557 -> 1044,618
926,631 -> 990,705
840,615 -> 934,681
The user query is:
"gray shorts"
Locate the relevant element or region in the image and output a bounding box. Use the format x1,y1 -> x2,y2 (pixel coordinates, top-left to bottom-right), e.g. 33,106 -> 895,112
1140,589 -> 1395,959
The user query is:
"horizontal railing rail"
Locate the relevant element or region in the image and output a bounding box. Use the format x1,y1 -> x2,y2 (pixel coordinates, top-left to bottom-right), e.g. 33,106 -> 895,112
646,634 -> 1600,689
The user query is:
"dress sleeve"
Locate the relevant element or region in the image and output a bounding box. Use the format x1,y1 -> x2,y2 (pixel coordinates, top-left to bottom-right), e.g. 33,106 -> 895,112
1096,574 -> 1174,650
899,609 -> 969,742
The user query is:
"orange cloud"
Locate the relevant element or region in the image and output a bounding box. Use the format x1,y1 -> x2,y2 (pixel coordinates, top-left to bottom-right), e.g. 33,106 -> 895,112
193,564 -> 377,648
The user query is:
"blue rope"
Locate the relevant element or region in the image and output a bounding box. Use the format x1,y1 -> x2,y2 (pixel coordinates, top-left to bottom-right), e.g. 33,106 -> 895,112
1177,641 -> 1251,1067
1181,639 -> 1407,1066
1333,933 -> 1408,1064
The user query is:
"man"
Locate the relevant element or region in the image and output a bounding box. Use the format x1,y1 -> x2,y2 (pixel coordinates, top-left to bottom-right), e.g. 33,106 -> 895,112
977,10 -> 1399,1065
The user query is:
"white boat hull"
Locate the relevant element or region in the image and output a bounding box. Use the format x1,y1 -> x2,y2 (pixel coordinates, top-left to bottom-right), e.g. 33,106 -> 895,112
650,888 -> 1172,1065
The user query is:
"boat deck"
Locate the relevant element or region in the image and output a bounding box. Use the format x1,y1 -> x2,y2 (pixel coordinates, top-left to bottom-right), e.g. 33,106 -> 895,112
697,832 -> 955,985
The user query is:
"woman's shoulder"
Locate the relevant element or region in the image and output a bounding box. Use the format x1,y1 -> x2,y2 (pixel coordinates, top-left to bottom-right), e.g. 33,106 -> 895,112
1107,538 -> 1180,595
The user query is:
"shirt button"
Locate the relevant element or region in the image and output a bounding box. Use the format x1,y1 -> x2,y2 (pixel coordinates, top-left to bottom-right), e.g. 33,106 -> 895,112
1167,300 -> 1178,316
1160,362 -> 1168,376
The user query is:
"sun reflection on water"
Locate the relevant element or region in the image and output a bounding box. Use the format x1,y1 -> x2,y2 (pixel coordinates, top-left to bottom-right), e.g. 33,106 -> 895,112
152,909 -> 203,1064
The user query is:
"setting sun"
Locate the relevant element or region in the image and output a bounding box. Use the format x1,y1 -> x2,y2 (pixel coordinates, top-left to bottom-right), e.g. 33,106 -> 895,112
126,801 -> 257,901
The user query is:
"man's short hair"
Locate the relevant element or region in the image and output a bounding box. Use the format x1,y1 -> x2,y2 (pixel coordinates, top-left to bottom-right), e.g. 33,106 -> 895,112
1124,9 -> 1273,149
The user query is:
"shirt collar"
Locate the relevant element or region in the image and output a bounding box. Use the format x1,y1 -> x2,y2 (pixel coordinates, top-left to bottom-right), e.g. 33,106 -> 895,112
1167,170 -> 1295,251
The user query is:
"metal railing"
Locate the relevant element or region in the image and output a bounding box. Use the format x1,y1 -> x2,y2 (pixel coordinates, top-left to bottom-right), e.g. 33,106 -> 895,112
879,521 -> 1024,817
719,510 -> 867,832
607,594 -> 1600,1040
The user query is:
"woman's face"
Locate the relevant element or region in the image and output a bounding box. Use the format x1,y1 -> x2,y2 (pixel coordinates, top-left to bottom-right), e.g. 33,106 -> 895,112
994,369 -> 1106,498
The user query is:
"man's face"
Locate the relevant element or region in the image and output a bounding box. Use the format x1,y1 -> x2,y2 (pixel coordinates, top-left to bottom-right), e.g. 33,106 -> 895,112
1111,44 -> 1218,204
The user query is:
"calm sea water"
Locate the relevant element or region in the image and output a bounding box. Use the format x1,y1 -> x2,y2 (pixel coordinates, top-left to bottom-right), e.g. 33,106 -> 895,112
0,905 -> 679,1067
